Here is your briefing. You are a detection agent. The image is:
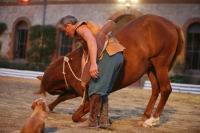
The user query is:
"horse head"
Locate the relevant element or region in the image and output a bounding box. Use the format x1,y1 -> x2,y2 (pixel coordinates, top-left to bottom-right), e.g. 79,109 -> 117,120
36,48 -> 85,97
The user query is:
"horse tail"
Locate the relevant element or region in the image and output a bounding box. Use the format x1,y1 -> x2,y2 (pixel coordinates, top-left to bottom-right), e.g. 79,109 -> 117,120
169,26 -> 185,70
35,76 -> 47,96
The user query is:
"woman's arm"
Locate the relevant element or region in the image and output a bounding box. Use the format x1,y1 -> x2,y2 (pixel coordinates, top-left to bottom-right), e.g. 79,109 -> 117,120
76,25 -> 99,79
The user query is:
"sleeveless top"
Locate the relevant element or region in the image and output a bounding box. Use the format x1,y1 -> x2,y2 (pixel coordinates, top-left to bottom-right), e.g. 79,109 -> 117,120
74,21 -> 125,59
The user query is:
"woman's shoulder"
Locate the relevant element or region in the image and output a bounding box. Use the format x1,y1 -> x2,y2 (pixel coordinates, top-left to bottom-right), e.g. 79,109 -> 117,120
75,21 -> 101,36
85,21 -> 101,35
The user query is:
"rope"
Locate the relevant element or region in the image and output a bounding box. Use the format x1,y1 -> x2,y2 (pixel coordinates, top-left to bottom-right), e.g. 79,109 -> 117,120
80,53 -> 89,78
62,58 -> 69,88
63,56 -> 87,105
80,90 -> 86,105
63,56 -> 82,82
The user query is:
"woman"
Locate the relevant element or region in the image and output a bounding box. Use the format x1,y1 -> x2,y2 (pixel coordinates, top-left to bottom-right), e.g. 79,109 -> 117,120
60,15 -> 125,128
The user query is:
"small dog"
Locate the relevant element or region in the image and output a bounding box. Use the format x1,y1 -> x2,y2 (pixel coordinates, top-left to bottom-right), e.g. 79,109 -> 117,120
21,98 -> 49,133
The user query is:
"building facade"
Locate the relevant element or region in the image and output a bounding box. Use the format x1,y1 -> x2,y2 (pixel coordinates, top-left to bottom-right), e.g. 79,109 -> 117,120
0,0 -> 200,79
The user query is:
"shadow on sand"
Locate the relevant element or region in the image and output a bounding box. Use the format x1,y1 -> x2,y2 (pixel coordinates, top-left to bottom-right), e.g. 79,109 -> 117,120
45,127 -> 58,133
109,106 -> 176,126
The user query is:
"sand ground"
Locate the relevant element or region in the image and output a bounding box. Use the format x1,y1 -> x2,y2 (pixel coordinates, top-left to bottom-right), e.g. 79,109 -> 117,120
0,76 -> 199,133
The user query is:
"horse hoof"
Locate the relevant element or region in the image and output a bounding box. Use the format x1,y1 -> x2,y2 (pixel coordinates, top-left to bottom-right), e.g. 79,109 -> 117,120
142,117 -> 160,128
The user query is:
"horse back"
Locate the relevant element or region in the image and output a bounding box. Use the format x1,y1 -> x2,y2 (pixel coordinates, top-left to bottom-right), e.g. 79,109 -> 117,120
115,14 -> 178,57
112,14 -> 180,91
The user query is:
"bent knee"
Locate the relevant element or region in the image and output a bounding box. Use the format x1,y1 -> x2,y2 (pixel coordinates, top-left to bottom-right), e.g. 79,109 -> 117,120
161,85 -> 172,96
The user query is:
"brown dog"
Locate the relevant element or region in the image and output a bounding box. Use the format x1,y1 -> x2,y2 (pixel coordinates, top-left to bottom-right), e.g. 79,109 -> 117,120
21,98 -> 49,133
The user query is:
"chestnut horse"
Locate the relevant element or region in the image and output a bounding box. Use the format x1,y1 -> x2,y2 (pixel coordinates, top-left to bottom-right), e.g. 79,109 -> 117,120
36,15 -> 184,127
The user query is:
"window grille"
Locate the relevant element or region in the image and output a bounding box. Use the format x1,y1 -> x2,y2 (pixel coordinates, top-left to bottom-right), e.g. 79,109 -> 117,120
14,21 -> 28,59
185,23 -> 200,71
58,31 -> 73,56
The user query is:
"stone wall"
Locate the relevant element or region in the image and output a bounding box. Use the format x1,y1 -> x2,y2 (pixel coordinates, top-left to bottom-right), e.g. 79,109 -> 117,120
1,3 -> 199,28
0,3 -> 200,58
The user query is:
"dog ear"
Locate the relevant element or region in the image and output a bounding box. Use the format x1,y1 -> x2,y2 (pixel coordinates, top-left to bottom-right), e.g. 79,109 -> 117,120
41,100 -> 49,112
31,101 -> 37,110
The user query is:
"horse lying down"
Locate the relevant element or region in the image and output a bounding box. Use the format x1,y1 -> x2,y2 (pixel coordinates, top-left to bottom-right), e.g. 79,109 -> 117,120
36,14 -> 185,127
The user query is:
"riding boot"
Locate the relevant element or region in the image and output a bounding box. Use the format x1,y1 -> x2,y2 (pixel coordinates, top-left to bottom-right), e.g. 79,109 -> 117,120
75,94 -> 100,128
99,96 -> 111,129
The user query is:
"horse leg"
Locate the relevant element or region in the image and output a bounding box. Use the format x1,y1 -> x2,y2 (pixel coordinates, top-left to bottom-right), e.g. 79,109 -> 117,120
153,68 -> 172,117
139,66 -> 160,126
48,93 -> 78,111
72,100 -> 90,122
143,66 -> 172,127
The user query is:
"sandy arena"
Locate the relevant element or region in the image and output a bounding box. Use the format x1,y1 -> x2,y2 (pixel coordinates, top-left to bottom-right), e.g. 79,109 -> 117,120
0,76 -> 199,133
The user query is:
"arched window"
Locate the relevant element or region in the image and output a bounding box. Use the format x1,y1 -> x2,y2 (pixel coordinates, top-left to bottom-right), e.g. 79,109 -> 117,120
14,21 -> 28,59
58,31 -> 73,56
185,22 -> 200,71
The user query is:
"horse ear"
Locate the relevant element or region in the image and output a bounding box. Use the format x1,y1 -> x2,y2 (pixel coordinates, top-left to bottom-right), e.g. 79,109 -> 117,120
36,76 -> 43,80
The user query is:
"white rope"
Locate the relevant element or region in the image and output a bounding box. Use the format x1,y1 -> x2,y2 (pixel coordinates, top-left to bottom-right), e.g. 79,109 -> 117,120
100,40 -> 108,57
63,56 -> 87,104
85,53 -> 89,64
80,53 -> 89,78
64,56 -> 82,82
62,58 -> 69,88
80,90 -> 86,105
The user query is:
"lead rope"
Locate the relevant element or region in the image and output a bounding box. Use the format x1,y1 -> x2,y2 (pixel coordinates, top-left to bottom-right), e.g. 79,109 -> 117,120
80,53 -> 89,78
63,56 -> 88,104
80,54 -> 89,105
63,56 -> 83,88
62,57 -> 69,88
64,56 -> 82,82
80,90 -> 86,105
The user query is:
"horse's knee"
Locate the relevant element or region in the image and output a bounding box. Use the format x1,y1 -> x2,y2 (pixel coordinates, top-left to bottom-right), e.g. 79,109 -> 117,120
152,90 -> 160,97
72,104 -> 89,122
72,110 -> 88,122
160,85 -> 172,96
72,113 -> 83,122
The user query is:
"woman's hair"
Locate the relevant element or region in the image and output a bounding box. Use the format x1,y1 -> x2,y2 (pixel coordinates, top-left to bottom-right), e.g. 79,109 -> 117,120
60,15 -> 78,25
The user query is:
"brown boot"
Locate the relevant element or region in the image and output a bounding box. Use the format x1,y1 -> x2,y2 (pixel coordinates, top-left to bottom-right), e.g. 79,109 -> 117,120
75,94 -> 100,128
99,96 -> 111,129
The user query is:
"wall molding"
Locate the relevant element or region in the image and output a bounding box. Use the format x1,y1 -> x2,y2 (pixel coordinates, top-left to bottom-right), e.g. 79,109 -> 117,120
0,0 -> 200,6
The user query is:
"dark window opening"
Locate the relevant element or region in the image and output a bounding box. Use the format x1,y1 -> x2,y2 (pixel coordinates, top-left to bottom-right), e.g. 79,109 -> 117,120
58,31 -> 73,56
186,23 -> 200,71
14,21 -> 28,59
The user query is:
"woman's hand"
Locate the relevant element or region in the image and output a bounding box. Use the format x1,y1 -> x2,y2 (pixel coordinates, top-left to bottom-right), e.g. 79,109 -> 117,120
89,63 -> 99,79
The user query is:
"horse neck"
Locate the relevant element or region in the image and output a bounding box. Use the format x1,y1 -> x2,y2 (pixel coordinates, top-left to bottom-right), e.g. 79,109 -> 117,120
64,48 -> 84,94
66,48 -> 82,77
